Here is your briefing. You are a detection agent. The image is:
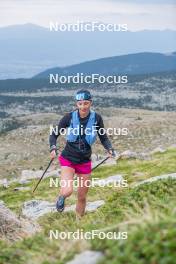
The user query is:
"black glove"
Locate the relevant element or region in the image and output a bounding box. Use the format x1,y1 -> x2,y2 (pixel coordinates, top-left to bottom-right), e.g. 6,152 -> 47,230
108,148 -> 116,158
50,145 -> 58,155
111,149 -> 117,158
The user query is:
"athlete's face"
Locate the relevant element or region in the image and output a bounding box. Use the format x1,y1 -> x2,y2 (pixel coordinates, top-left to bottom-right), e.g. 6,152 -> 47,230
76,100 -> 92,116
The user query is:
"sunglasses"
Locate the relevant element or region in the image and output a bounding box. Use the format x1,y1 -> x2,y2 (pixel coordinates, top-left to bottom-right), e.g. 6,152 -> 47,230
75,93 -> 91,101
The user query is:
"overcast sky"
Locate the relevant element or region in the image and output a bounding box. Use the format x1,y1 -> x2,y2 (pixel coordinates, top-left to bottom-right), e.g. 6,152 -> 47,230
0,0 -> 176,30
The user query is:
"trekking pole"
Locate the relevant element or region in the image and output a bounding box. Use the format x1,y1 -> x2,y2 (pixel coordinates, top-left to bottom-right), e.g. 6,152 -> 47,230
32,147 -> 61,193
92,156 -> 110,171
92,151 -> 121,172
32,158 -> 54,193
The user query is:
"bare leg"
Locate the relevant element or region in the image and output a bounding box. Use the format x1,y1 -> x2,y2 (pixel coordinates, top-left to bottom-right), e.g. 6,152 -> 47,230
76,173 -> 90,217
59,166 -> 75,198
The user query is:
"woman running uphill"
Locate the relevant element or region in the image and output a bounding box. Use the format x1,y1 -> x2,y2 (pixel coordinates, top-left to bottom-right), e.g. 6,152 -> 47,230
49,90 -> 115,218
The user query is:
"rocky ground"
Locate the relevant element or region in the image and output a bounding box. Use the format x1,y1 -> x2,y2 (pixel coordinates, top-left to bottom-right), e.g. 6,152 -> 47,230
0,108 -> 176,182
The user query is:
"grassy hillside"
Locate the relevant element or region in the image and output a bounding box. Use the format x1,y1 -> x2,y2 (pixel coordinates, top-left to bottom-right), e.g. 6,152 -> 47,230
0,148 -> 176,264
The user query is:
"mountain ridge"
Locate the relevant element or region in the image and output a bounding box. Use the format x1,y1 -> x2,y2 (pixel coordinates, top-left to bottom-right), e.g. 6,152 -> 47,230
34,51 -> 176,78
0,23 -> 176,79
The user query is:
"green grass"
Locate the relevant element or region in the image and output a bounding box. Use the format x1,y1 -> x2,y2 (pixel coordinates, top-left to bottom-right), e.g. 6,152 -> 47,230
0,149 -> 176,263
92,220 -> 176,264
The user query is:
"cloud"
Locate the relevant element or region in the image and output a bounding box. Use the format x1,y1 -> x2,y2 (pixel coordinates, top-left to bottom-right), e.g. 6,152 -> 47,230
0,0 -> 175,30
107,0 -> 175,3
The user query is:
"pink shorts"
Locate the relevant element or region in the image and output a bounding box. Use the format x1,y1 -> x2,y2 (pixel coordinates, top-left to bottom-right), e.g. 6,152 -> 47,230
58,155 -> 91,174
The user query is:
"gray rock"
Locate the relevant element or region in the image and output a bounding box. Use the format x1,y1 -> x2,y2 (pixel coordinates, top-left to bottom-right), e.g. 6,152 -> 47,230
0,200 -> 4,206
120,150 -> 151,160
22,200 -> 105,220
121,150 -> 138,159
20,169 -> 60,182
0,202 -> 40,241
169,144 -> 176,149
133,173 -> 176,187
151,147 -> 166,154
22,200 -> 55,219
0,168 -> 61,188
14,187 -> 31,191
20,170 -> 43,181
18,179 -> 31,185
1,178 -> 9,188
46,169 -> 61,178
133,172 -> 144,177
67,250 -> 104,264
92,157 -> 116,169
64,200 -> 105,213
137,152 -> 151,160
93,175 -> 124,187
